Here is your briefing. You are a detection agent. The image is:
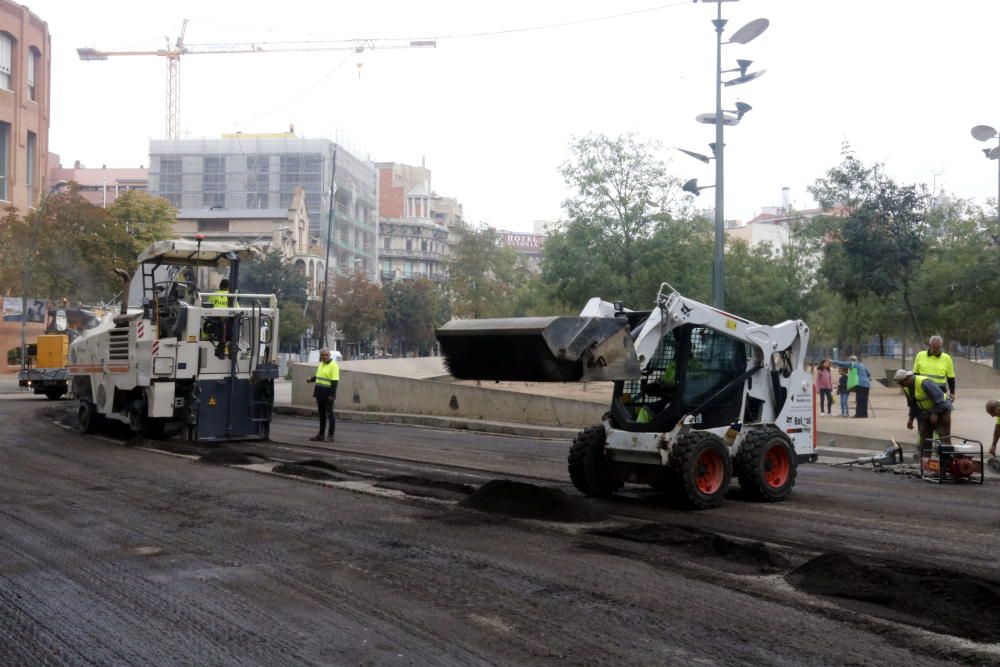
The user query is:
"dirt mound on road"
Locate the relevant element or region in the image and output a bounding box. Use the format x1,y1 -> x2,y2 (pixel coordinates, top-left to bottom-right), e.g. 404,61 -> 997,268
272,460 -> 346,481
459,480 -> 607,523
593,523 -> 788,573
788,552 -> 1000,643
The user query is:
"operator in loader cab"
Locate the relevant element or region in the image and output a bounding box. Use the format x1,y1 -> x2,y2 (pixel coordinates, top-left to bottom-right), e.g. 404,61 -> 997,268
895,369 -> 952,454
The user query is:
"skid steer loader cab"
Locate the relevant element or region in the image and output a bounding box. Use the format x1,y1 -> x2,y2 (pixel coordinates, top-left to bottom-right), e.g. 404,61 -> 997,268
612,324 -> 753,433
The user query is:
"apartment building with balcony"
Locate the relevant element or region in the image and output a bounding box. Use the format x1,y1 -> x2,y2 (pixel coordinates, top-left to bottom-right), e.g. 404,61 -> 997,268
377,161 -> 460,283
149,133 -> 378,281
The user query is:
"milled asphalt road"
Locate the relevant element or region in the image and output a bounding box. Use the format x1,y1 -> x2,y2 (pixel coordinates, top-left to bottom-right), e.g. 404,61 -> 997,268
2,387 -> 1000,664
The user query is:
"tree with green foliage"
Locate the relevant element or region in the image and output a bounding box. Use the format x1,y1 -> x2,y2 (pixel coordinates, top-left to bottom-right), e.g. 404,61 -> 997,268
807,151 -> 931,340
382,278 -> 447,356
106,190 -> 177,257
559,133 -> 686,303
446,225 -> 519,318
239,249 -> 311,349
332,273 -> 385,351
239,249 -> 308,304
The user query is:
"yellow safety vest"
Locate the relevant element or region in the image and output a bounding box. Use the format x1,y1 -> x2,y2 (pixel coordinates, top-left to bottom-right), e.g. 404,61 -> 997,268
209,290 -> 229,308
909,375 -> 938,411
912,351 -> 954,385
316,360 -> 340,387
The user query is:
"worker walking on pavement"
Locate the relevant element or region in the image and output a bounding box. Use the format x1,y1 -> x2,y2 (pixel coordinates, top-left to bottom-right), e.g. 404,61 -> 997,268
985,399 -> 1000,458
306,347 -> 339,442
912,335 -> 956,402
895,369 -> 952,456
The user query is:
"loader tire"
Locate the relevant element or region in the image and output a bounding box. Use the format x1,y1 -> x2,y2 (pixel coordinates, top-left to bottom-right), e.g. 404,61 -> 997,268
78,400 -> 99,434
568,425 -> 622,497
735,427 -> 796,502
669,431 -> 731,510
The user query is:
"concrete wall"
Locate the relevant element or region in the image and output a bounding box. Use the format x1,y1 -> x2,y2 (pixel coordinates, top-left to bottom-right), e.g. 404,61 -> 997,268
848,356 -> 999,390
291,363 -> 606,428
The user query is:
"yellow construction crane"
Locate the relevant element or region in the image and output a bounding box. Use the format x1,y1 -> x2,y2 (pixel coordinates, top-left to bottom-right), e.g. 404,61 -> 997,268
78,19 -> 436,138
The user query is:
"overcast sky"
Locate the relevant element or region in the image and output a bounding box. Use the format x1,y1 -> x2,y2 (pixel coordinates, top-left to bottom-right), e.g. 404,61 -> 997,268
30,0 -> 1000,232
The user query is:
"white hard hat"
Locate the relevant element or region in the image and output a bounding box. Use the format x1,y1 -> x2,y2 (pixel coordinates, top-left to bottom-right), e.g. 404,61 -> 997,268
893,369 -> 914,382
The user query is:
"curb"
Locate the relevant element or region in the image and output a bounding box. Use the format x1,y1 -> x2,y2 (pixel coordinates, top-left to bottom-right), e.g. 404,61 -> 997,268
272,405 -> 580,440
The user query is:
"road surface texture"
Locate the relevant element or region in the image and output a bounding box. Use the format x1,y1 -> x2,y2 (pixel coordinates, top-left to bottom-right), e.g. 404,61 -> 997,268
2,396 -> 999,666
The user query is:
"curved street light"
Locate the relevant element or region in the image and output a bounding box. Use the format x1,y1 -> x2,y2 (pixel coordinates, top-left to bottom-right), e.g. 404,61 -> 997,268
970,124 -> 1000,220
970,124 -> 1000,369
692,1 -> 768,309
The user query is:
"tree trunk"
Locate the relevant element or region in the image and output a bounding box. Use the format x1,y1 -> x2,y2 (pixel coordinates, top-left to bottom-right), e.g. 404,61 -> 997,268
900,287 -> 923,345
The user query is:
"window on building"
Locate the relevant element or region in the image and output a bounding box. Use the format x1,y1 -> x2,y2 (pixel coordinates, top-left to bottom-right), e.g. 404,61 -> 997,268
246,155 -> 269,208
383,236 -> 390,250
404,261 -> 412,277
197,219 -> 229,232
421,240 -> 428,252
27,47 -> 38,101
0,33 -> 13,91
159,157 -> 182,208
405,239 -> 412,251
0,122 -> 8,201
202,156 -> 225,208
382,259 -> 390,274
26,131 -> 35,205
279,153 -> 322,219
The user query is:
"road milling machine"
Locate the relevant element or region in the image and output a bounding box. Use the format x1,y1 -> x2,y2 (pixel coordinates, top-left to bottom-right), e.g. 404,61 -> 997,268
69,239 -> 279,442
437,283 -> 814,509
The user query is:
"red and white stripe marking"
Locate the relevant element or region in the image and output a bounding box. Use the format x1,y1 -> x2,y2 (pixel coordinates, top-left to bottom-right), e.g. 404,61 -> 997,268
152,340 -> 159,356
137,321 -> 145,339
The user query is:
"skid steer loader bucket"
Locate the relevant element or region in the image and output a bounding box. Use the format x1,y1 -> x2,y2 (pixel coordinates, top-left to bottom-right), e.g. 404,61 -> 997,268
436,316 -> 641,382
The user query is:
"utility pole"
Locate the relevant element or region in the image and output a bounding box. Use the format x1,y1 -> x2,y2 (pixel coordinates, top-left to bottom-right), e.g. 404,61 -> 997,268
318,148 -> 338,349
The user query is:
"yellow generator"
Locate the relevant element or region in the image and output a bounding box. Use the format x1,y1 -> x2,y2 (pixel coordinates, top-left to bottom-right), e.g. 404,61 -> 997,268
19,309 -> 100,400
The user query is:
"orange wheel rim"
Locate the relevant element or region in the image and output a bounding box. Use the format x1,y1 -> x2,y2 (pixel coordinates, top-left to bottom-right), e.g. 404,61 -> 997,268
763,444 -> 790,488
695,449 -> 724,494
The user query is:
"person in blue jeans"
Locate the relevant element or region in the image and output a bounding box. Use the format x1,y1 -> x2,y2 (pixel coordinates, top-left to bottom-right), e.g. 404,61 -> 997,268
832,355 -> 872,418
836,367 -> 850,416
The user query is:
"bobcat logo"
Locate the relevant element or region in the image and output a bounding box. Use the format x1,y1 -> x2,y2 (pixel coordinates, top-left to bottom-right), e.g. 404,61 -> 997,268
680,304 -> 692,317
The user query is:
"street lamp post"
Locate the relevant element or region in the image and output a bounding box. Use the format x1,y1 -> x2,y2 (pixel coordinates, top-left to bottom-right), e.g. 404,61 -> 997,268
19,180 -> 68,372
691,1 -> 768,309
970,123 -> 1000,369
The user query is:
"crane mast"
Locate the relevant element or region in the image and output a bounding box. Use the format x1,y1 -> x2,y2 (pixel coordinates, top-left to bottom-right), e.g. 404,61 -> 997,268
78,20 -> 436,138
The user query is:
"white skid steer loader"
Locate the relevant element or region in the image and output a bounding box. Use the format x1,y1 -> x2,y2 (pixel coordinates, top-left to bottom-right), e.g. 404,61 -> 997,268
437,283 -> 814,509
69,239 -> 280,442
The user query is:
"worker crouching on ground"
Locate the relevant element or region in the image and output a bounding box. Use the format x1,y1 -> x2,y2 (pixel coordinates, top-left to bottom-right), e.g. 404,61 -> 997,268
895,369 -> 952,457
306,348 -> 339,442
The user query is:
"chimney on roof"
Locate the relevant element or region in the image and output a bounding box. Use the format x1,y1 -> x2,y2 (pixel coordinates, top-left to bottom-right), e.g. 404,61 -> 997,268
74,160 -> 82,169
781,187 -> 791,213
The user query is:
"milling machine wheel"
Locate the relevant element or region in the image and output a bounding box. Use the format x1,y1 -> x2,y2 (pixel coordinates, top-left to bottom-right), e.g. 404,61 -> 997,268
669,431 -> 731,510
735,426 -> 797,502
568,425 -> 623,497
78,400 -> 99,434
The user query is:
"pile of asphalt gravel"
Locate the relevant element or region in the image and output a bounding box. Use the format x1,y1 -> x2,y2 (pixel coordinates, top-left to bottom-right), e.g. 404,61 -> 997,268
459,479 -> 607,523
272,459 -> 345,481
375,475 -> 475,501
593,523 -> 787,573
787,552 -> 1000,642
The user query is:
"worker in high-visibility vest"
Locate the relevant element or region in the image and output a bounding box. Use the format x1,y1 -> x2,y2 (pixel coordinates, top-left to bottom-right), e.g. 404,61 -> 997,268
895,369 -> 952,457
306,348 -> 340,442
912,335 -> 956,401
209,279 -> 230,308
985,399 -> 1000,458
